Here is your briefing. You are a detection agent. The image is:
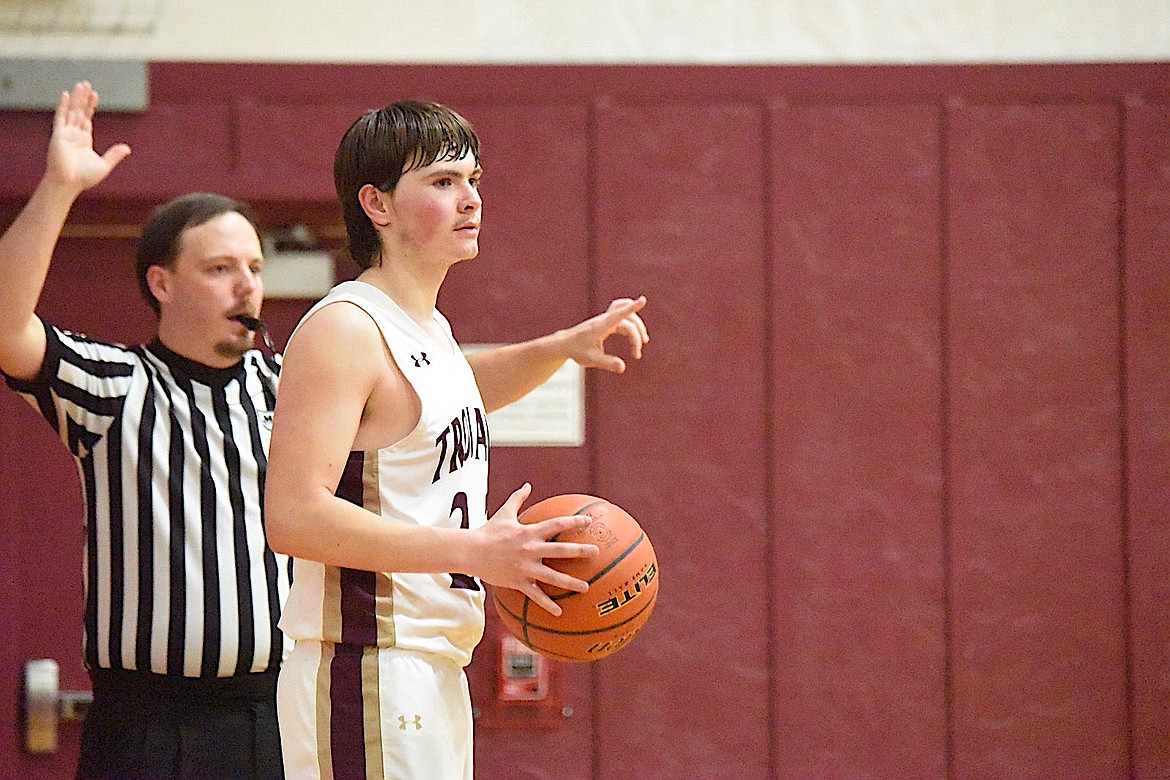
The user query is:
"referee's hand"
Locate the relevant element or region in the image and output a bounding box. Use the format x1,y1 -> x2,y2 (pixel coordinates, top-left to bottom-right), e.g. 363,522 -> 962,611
45,82 -> 131,195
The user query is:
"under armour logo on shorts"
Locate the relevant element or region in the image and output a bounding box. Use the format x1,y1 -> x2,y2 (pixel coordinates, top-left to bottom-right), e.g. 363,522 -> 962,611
410,353 -> 430,367
398,714 -> 423,731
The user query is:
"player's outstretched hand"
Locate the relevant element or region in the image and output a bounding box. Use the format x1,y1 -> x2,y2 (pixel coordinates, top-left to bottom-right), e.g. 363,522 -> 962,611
473,483 -> 599,616
45,82 -> 131,194
560,296 -> 649,374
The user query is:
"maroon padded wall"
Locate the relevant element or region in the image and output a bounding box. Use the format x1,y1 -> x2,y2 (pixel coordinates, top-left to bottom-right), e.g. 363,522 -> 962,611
593,100 -> 772,778
1124,100 -> 1170,780
947,102 -> 1128,777
1,63 -> 1168,780
770,102 -> 947,776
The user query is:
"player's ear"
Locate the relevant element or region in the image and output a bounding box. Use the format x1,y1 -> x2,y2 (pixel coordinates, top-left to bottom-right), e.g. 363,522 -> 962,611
358,184 -> 391,227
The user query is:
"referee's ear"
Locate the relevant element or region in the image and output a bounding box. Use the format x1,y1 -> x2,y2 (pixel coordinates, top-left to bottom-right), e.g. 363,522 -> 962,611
146,265 -> 174,308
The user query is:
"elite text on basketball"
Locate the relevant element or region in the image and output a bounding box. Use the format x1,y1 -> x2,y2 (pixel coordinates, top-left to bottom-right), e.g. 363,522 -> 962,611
596,562 -> 657,617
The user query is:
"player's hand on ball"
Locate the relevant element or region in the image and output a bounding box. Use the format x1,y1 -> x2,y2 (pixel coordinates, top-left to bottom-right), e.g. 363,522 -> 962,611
492,492 -> 659,661
474,483 -> 599,616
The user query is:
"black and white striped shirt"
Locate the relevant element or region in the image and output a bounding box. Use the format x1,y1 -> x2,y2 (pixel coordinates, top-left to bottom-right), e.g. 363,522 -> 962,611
6,323 -> 292,677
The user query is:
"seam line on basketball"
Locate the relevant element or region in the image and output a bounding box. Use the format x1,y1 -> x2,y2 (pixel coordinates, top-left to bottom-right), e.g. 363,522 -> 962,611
549,531 -> 646,603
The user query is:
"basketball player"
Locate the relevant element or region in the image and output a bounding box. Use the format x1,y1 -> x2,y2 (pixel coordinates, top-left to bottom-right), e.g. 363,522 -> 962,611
0,83 -> 287,778
264,100 -> 648,779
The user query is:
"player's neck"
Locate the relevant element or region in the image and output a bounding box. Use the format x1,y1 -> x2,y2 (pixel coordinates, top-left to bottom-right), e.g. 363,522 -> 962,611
357,264 -> 446,327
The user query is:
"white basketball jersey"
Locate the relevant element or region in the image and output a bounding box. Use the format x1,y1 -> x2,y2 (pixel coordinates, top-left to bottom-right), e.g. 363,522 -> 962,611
277,281 -> 489,667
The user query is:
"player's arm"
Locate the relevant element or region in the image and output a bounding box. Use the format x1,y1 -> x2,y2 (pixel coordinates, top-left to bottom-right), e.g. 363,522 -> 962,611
264,302 -> 598,614
466,296 -> 648,413
0,82 -> 130,381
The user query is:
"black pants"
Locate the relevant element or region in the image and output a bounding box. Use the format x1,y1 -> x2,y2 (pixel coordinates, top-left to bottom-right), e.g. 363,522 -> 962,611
77,668 -> 284,780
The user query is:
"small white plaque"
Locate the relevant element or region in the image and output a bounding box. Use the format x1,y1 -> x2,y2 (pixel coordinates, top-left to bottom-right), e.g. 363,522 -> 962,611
261,250 -> 336,299
462,344 -> 585,447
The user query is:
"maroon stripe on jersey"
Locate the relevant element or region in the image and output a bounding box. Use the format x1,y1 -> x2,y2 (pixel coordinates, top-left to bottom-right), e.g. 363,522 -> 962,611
334,451 -> 380,646
335,450 -> 366,505
329,643 -> 368,779
339,568 -> 379,645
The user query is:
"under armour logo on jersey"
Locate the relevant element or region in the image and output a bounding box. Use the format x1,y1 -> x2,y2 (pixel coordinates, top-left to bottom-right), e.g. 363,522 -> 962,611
398,714 -> 423,731
411,352 -> 430,368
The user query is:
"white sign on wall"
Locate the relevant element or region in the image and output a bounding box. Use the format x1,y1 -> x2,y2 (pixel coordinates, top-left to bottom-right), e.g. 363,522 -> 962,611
462,344 -> 585,447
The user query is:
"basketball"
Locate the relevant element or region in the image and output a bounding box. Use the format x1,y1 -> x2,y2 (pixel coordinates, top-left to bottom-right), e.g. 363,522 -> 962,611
491,494 -> 659,663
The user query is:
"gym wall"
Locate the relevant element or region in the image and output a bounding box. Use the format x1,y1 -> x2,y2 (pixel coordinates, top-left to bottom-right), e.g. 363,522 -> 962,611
1,61 -> 1168,779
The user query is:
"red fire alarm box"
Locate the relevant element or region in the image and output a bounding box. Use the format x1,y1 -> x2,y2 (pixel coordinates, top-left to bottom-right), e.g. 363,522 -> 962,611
498,634 -> 549,701
474,609 -> 566,729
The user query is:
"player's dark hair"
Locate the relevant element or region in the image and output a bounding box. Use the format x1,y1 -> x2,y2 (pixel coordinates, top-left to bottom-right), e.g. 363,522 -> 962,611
334,101 -> 480,270
136,192 -> 260,314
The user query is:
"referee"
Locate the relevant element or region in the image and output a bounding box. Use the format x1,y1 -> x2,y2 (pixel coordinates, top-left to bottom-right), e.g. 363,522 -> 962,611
0,84 -> 288,778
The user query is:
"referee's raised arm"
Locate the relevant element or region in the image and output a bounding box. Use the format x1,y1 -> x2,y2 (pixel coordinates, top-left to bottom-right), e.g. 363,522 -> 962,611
0,82 -> 129,381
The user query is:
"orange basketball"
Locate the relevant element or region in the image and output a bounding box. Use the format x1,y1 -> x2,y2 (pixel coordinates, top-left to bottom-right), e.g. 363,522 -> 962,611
491,494 -> 659,663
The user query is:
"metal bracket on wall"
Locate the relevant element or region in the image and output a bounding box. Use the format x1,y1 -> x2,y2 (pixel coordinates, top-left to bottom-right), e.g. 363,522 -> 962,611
21,659 -> 92,755
0,59 -> 148,111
